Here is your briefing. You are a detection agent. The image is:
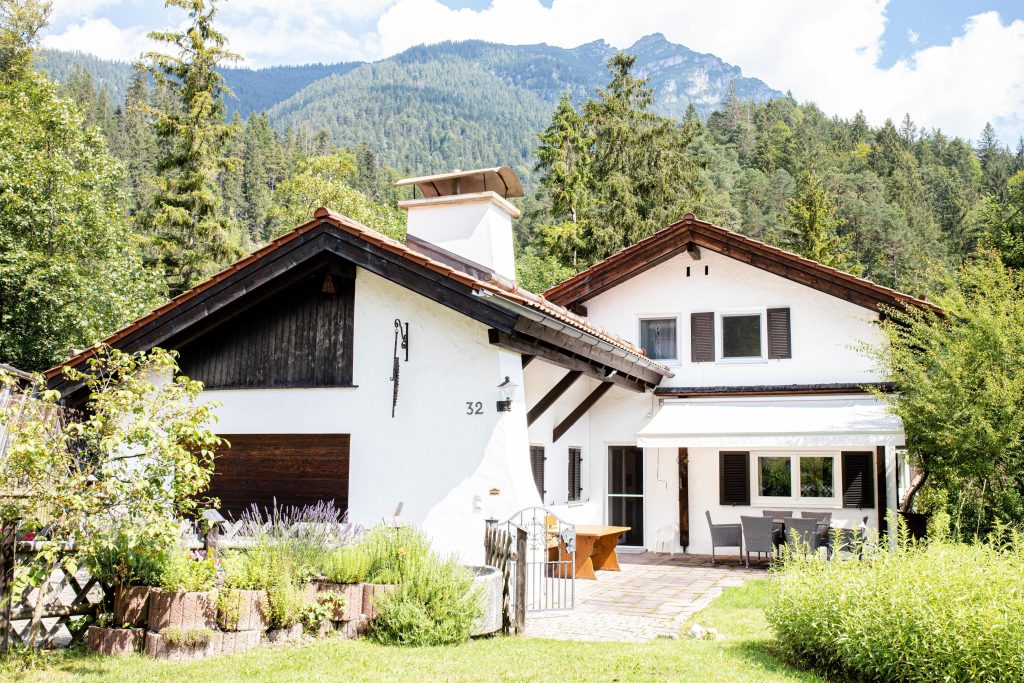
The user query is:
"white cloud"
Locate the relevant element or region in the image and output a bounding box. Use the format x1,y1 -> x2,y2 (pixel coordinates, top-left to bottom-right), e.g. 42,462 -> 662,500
907,28 -> 919,44
49,0 -> 125,23
40,0 -> 1024,141
42,18 -> 154,62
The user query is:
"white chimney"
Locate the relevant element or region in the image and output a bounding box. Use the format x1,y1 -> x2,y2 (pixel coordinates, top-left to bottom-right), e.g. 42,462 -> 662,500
396,167 -> 523,281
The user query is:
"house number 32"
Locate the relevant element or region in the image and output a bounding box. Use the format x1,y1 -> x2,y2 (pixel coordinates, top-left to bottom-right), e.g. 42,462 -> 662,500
466,401 -> 484,415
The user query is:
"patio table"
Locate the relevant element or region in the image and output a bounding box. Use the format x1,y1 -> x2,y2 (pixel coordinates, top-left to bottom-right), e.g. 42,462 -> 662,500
556,524 -> 631,580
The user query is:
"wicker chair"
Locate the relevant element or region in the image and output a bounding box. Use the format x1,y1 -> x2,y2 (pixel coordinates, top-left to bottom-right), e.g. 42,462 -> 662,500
761,510 -> 794,519
799,511 -> 832,522
740,516 -> 779,567
784,517 -> 825,556
705,511 -> 742,565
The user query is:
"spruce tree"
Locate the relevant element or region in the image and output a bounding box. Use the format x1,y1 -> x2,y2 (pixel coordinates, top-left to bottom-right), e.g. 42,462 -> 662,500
784,170 -> 863,275
140,0 -> 245,295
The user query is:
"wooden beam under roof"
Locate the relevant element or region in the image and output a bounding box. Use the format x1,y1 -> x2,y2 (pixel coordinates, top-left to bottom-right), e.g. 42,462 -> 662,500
553,382 -> 613,442
526,370 -> 582,426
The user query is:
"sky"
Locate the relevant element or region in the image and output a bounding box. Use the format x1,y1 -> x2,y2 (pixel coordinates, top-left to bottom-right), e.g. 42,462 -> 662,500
43,0 -> 1024,144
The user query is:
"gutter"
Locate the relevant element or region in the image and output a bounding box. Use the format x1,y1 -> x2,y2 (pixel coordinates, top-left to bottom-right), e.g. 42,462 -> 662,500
472,290 -> 673,378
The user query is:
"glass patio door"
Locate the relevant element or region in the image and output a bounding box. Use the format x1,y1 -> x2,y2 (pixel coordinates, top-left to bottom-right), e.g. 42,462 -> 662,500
608,446 -> 644,546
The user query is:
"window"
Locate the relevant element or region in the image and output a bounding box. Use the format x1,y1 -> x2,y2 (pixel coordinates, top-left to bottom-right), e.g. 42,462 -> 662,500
722,314 -> 762,358
800,457 -> 834,497
758,456 -> 791,497
568,447 -> 582,502
639,318 -> 678,361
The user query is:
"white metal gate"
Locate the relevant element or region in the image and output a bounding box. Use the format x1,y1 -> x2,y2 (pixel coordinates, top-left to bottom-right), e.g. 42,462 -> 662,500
502,507 -> 575,611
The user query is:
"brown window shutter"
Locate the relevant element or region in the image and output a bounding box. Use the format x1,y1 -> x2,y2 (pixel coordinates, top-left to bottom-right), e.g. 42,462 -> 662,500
691,312 -> 715,362
568,447 -> 582,502
530,445 -> 546,499
767,308 -> 792,359
842,451 -> 875,508
719,451 -> 750,505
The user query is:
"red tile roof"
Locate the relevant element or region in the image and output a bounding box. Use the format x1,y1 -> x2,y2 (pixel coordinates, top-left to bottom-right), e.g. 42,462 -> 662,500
47,208 -> 664,380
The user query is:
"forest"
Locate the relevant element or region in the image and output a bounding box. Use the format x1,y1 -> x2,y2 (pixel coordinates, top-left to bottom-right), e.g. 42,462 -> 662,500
3,0 -> 1024,377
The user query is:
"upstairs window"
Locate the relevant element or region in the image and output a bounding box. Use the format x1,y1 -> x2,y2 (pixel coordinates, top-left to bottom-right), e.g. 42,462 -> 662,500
639,317 -> 678,361
722,314 -> 762,359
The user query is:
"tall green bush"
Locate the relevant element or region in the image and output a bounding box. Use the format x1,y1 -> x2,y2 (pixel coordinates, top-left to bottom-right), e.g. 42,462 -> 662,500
768,531 -> 1024,681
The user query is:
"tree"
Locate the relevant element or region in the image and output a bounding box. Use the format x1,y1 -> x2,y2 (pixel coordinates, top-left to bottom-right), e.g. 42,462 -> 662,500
0,3 -> 162,370
0,0 -> 48,81
868,252 -> 1024,536
0,348 -> 221,642
269,152 -> 406,240
979,170 -> 1024,268
533,92 -> 592,268
140,0 -> 246,295
784,170 -> 863,275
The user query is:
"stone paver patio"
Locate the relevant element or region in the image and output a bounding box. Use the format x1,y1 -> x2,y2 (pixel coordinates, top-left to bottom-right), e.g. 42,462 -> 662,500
525,553 -> 760,642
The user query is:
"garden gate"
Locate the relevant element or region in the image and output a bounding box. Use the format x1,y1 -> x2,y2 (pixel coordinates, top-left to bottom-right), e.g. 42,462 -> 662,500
498,507 -> 575,613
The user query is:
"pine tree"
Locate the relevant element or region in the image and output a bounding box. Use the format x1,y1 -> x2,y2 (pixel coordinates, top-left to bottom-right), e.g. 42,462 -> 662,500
784,170 -> 863,275
139,0 -> 245,295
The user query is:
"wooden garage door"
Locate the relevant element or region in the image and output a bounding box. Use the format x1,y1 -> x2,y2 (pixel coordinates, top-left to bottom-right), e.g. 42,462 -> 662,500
210,434 -> 350,519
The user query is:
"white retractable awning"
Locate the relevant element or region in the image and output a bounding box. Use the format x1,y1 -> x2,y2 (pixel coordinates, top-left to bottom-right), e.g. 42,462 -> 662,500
636,395 -> 904,449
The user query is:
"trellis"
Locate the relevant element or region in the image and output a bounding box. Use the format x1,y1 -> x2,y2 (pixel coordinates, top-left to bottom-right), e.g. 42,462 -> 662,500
0,526 -> 112,650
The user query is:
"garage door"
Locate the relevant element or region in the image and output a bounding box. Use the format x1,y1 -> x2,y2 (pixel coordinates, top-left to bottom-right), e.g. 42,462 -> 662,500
209,434 -> 350,519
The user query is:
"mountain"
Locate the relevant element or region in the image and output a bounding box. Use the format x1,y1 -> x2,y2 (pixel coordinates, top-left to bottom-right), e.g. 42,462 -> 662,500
39,49 -> 360,118
41,34 -> 782,173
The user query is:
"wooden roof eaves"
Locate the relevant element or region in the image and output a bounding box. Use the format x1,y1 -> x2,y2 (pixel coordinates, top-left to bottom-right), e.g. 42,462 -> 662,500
543,214 -> 941,315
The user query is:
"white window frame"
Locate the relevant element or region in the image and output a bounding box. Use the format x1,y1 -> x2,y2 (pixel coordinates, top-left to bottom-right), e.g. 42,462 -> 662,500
751,451 -> 841,507
717,308 -> 767,364
636,314 -> 681,364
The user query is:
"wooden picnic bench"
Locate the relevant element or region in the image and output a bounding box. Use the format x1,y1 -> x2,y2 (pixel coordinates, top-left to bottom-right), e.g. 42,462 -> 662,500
552,524 -> 631,580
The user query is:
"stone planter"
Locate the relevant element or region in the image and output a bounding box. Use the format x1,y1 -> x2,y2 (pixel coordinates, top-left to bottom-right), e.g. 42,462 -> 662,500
338,618 -> 368,639
215,630 -> 261,655
266,623 -> 302,644
467,565 -> 502,636
86,625 -> 144,656
147,589 -> 217,631
145,630 -> 218,662
362,583 -> 396,621
302,582 -> 318,605
217,589 -> 268,632
114,586 -> 153,628
315,581 -> 364,621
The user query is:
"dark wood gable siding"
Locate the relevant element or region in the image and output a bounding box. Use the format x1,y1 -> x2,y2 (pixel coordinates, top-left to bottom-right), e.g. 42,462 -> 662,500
179,265 -> 355,389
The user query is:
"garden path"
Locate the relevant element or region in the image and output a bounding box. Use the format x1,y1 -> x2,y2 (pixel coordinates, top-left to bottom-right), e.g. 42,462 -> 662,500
525,553 -> 759,642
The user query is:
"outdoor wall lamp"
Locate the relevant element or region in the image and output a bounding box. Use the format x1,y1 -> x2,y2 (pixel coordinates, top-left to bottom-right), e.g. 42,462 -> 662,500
496,376 -> 517,412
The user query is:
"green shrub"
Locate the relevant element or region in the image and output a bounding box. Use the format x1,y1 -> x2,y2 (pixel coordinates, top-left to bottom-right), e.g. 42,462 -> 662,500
768,530 -> 1024,681
370,551 -> 482,646
220,549 -> 272,590
87,531 -> 168,588
158,552 -> 216,592
361,526 -> 432,584
323,546 -> 370,584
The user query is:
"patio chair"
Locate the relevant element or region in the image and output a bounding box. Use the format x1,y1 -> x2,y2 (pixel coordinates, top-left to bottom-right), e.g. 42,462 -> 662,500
798,511 -> 832,522
740,516 -> 780,567
705,511 -> 742,565
656,523 -> 679,555
761,510 -> 793,519
784,517 -> 824,556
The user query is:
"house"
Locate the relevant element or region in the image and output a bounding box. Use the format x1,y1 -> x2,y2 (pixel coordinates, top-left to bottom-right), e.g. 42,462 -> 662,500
46,166 -> 928,562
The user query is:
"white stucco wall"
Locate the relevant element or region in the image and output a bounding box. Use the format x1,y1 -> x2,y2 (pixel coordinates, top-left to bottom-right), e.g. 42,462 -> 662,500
203,267 -> 540,563
582,249 -> 888,387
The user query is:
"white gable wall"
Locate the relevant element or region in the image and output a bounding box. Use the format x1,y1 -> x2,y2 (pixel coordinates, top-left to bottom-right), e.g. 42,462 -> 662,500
204,267 -> 540,563
581,249 -> 887,387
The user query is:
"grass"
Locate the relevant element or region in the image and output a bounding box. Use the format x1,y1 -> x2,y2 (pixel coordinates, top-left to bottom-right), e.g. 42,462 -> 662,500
4,579 -> 820,682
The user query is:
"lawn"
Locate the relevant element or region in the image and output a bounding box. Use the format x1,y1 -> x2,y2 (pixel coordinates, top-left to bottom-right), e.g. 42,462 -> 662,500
4,579 -> 821,682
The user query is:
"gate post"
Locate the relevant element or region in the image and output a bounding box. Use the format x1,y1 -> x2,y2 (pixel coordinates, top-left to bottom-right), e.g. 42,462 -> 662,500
514,525 -> 527,635
0,521 -> 16,652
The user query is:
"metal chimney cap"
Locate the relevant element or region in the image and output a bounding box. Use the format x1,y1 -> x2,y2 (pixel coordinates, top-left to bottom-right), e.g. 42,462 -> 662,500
395,166 -> 524,199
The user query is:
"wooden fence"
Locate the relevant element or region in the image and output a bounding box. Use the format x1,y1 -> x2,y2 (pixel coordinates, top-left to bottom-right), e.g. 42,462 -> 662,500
484,521 -> 527,634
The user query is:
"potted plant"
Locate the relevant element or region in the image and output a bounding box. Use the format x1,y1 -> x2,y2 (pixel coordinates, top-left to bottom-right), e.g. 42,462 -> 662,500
147,551 -> 218,631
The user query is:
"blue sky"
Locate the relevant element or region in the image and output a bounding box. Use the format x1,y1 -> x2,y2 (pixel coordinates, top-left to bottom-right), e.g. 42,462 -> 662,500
44,1 -> 1024,142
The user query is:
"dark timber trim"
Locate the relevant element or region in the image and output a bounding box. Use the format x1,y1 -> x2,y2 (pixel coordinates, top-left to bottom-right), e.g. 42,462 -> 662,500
526,370 -> 582,426
876,445 -> 888,535
488,329 -> 649,393
552,382 -> 613,442
655,382 -> 894,398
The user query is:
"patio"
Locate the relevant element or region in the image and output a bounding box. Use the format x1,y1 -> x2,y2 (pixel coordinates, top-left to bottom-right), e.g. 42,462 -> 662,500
525,552 -> 759,642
